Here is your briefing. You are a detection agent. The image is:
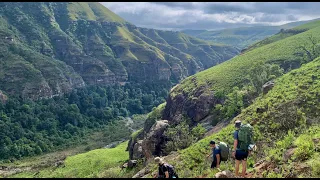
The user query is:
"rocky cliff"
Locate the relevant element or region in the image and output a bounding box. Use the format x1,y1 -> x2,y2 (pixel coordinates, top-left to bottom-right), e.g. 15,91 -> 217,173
0,2 -> 239,99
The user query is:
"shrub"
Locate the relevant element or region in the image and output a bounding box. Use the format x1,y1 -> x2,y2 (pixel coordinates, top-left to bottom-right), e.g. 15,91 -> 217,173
292,134 -> 314,161
311,158 -> 320,177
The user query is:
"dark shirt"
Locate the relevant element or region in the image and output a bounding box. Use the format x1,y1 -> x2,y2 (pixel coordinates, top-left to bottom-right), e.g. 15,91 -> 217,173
212,146 -> 221,162
234,130 -> 240,149
158,164 -> 168,178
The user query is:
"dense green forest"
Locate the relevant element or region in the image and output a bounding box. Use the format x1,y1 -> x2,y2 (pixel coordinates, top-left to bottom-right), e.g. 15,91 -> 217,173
0,81 -> 171,161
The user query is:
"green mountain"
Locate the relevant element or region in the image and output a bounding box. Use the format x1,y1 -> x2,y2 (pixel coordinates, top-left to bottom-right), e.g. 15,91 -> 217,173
1,2 -> 320,178
182,18 -> 319,49
0,2 -> 239,100
6,20 -> 320,177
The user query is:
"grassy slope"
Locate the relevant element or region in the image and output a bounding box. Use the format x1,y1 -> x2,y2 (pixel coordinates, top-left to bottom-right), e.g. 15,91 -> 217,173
243,20 -> 320,53
39,141 -> 129,178
67,2 -> 125,23
8,141 -> 138,178
144,56 -> 320,178
171,22 -> 320,98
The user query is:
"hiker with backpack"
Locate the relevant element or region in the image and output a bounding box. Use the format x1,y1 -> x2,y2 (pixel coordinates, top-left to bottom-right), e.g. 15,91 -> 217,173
232,120 -> 255,178
154,157 -> 178,178
207,140 -> 221,169
207,140 -> 230,170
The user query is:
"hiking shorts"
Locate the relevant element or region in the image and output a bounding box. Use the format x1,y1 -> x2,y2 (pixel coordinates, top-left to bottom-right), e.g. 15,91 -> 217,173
211,160 -> 221,168
235,149 -> 248,161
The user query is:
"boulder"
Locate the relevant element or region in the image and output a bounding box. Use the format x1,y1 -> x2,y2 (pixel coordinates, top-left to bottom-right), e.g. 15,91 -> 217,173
128,130 -> 144,160
121,163 -> 128,169
141,120 -> 169,159
262,81 -> 274,94
132,140 -> 144,160
215,170 -> 234,178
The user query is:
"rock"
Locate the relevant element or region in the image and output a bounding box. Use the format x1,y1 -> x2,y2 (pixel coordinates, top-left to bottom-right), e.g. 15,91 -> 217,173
262,81 -> 275,94
295,163 -> 310,173
121,163 -> 128,169
274,168 -> 280,173
141,120 -> 169,159
283,148 -> 296,162
254,161 -> 272,172
128,160 -> 138,168
312,138 -> 320,144
0,91 -> 8,104
215,170 -> 234,178
54,160 -> 64,167
254,159 -> 265,167
163,86 -> 221,124
256,107 -> 266,113
132,167 -> 151,178
128,130 -> 144,160
132,140 -> 144,160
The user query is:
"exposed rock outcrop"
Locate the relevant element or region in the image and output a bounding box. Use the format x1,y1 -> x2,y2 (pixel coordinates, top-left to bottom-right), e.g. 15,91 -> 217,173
262,81 -> 275,94
132,140 -> 144,160
163,86 -> 221,124
139,120 -> 169,159
0,91 -> 8,104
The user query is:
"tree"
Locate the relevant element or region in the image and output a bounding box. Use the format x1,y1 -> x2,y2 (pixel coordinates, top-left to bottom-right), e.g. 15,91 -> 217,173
298,34 -> 320,63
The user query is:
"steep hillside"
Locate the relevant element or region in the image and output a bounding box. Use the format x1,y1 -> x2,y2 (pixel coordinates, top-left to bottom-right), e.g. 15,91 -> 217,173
141,56 -> 320,178
182,18 -> 318,50
129,20 -> 320,162
0,2 -> 239,99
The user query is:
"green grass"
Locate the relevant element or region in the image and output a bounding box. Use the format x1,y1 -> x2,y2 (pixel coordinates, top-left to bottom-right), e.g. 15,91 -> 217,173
36,141 -> 129,178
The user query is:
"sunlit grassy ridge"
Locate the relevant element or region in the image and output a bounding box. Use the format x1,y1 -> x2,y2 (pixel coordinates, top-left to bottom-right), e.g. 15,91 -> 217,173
171,22 -> 320,98
67,2 -> 126,23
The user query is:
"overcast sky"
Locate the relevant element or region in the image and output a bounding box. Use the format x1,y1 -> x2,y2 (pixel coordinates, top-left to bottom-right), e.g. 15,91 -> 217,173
100,2 -> 320,31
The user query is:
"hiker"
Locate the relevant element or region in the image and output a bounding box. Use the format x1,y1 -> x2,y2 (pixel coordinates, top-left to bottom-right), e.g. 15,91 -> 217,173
207,140 -> 221,169
153,157 -> 178,178
232,120 -> 254,177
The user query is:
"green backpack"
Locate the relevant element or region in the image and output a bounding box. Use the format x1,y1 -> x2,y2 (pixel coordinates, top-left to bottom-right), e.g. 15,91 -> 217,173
238,124 -> 254,151
218,142 -> 230,161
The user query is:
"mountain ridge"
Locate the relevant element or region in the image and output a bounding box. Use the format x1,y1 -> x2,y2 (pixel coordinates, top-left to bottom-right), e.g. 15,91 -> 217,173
182,18 -> 320,49
0,2 -> 239,100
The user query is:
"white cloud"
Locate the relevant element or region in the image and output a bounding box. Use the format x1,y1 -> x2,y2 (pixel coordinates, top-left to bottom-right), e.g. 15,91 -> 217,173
100,2 -> 320,30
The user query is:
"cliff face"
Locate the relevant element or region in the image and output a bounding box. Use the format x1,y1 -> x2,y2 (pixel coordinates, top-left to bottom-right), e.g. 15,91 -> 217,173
0,2 -> 239,99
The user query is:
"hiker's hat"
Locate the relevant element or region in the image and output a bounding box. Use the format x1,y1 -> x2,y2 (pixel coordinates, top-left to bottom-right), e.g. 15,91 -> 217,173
154,157 -> 164,164
235,120 -> 241,128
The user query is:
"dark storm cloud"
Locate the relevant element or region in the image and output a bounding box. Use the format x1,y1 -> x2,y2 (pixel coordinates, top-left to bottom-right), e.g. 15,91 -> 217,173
101,2 -> 320,30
